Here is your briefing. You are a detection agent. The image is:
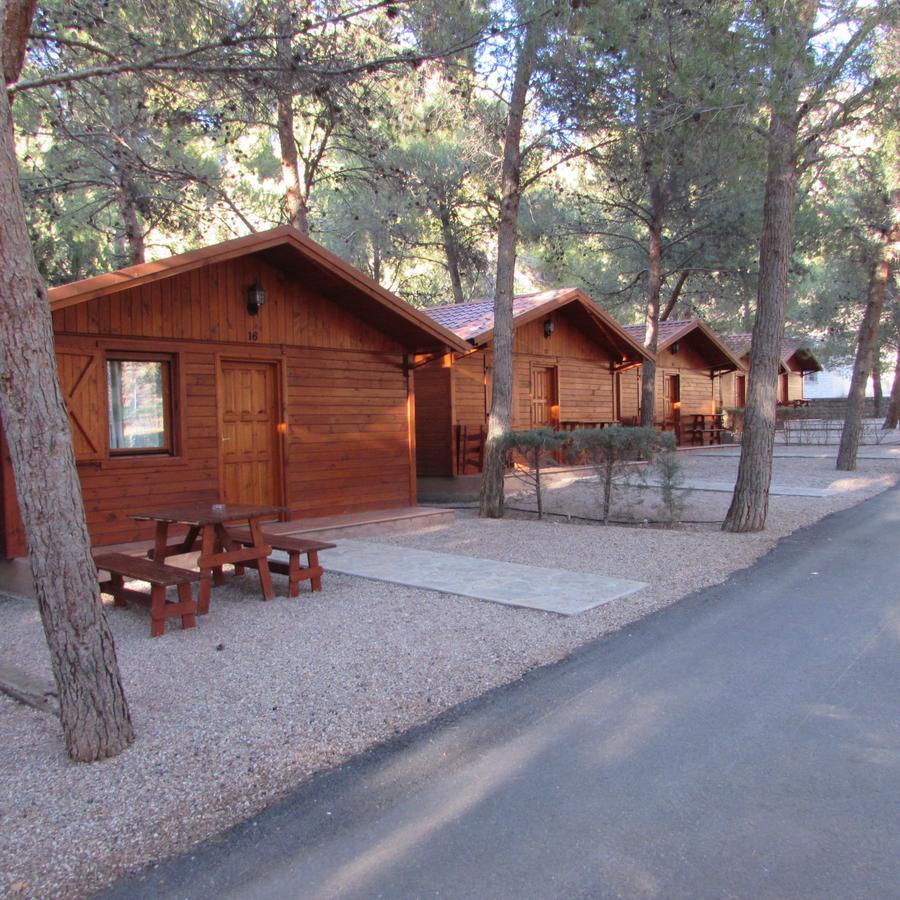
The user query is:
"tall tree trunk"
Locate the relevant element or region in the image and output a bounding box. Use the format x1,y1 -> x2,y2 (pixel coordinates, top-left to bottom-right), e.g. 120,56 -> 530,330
2,0 -> 35,84
277,93 -> 308,233
837,192 -> 899,469
108,92 -> 145,266
276,3 -> 309,234
439,208 -> 465,305
639,182 -> 665,428
119,179 -> 145,266
884,343 -> 900,429
723,1 -> 817,533
871,352 -> 882,417
0,7 -> 134,761
479,24 -> 539,518
659,269 -> 689,322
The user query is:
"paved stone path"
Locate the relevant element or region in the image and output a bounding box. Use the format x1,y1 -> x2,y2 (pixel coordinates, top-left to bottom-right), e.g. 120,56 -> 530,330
623,476 -> 838,497
304,540 -> 647,616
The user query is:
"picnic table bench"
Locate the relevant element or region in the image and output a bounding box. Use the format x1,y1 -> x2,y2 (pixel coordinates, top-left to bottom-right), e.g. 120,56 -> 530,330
93,551 -> 199,638
228,529 -> 336,596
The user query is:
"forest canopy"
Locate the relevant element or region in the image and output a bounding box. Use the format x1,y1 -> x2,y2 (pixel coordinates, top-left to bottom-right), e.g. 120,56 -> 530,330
11,0 -> 899,369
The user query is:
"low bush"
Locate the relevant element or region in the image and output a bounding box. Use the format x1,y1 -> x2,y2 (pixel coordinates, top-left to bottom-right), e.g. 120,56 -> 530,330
504,427 -> 568,519
654,449 -> 690,524
570,426 -> 674,523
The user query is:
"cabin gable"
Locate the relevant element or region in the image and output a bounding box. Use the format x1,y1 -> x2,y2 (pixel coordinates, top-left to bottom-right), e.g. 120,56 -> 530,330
653,332 -> 721,421
414,301 -> 632,477
51,255 -> 403,354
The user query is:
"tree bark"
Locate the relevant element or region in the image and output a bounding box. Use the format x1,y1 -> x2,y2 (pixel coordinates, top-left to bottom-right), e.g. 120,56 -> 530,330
439,207 -> 465,305
871,353 -> 882,418
837,191 -> 899,469
479,24 -> 539,518
659,269 -> 689,322
884,342 -> 900,429
119,179 -> 146,266
639,182 -> 665,428
1,0 -> 35,83
108,92 -> 145,266
276,2 -> 309,234
0,15 -> 134,761
723,1 -> 817,533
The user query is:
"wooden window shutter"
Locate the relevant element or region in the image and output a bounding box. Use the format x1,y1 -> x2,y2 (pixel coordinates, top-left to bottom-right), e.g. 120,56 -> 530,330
56,348 -> 105,461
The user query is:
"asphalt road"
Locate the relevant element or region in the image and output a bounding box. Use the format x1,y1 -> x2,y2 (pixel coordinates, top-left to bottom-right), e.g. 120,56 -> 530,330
105,486 -> 900,900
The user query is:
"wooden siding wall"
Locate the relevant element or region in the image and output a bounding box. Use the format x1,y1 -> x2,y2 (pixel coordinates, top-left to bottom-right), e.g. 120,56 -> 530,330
455,351 -> 490,427
785,372 -> 804,401
53,255 -> 401,352
48,254 -> 413,546
652,340 -> 716,420
618,368 -> 642,421
414,356 -> 454,477
717,370 -> 736,407
718,364 -> 804,407
618,340 -> 718,423
557,358 -> 615,421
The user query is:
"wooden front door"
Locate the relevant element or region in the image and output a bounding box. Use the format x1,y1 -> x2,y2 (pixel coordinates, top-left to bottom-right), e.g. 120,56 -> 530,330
530,365 -> 558,426
220,360 -> 281,506
663,373 -> 681,423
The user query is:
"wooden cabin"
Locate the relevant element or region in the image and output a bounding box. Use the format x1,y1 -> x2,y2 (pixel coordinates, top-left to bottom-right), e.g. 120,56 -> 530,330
413,288 -> 651,477
0,227 -> 468,555
719,334 -> 823,408
619,319 -> 743,437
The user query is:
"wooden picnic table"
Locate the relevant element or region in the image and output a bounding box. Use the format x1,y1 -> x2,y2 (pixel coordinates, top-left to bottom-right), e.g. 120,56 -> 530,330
684,413 -> 724,446
131,503 -> 282,614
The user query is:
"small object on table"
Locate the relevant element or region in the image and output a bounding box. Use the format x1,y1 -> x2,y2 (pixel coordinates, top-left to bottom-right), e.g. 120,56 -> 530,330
131,503 -> 282,614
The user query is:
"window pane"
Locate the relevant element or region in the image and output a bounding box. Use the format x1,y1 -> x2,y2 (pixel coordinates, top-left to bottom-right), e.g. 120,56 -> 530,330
107,360 -> 168,451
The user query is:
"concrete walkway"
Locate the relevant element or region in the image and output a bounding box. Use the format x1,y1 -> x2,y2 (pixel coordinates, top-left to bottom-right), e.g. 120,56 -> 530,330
694,444 -> 900,460
102,486 -> 900,900
307,540 -> 647,616
621,476 -> 838,497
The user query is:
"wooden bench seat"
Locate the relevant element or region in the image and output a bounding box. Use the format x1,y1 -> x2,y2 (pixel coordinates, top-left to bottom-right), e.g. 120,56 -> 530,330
228,530 -> 336,597
93,552 -> 199,638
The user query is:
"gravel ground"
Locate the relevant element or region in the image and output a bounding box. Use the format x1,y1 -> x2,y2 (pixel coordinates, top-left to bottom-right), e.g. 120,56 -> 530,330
507,445 -> 900,524
0,448 -> 897,898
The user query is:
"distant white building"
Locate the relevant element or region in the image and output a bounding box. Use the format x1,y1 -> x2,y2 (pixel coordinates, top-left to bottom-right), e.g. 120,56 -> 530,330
804,365 -> 893,399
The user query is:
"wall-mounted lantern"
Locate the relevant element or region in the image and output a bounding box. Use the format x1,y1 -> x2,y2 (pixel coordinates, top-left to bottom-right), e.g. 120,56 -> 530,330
247,282 -> 266,315
670,340 -> 680,354
543,316 -> 555,339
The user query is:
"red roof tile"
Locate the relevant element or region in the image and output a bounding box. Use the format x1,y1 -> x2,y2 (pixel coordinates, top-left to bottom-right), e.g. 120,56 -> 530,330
423,288 -> 576,341
620,319 -> 696,347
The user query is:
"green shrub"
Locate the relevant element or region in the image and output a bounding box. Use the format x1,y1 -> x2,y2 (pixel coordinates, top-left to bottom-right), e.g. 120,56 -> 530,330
654,449 -> 690,524
505,427 -> 568,519
571,426 -> 674,523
